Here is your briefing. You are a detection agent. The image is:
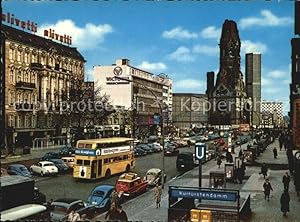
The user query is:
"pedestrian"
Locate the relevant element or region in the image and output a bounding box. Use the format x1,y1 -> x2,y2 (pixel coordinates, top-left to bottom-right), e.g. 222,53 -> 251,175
259,163 -> 268,178
282,172 -> 291,191
226,151 -> 231,162
105,205 -> 119,220
110,189 -> 120,208
263,178 -> 273,201
273,147 -> 278,159
217,156 -> 222,168
239,149 -> 243,159
280,190 -> 290,217
279,134 -> 284,151
236,167 -> 243,184
153,184 -> 162,208
67,210 -> 80,222
115,205 -> 128,222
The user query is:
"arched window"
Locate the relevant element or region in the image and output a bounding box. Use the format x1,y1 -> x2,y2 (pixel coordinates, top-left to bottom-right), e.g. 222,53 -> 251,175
17,69 -> 22,82
9,48 -> 15,60
9,68 -> 14,83
32,72 -> 36,84
24,71 -> 29,82
17,50 -> 21,62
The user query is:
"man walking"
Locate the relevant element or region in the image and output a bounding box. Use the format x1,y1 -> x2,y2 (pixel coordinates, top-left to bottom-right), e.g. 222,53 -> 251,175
263,178 -> 273,201
273,147 -> 278,159
282,172 -> 291,191
153,184 -> 162,208
260,163 -> 268,179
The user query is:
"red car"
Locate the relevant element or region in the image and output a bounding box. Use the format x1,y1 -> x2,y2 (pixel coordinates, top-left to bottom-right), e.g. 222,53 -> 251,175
115,172 -> 148,198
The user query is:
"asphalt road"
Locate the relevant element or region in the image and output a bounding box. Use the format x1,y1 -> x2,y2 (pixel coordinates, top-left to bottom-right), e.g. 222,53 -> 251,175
34,146 -> 196,202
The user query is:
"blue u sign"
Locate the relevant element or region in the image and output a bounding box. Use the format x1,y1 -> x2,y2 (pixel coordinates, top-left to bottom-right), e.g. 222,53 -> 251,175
195,143 -> 206,161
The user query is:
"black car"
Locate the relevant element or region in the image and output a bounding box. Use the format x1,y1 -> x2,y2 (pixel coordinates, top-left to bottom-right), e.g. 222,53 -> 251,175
59,146 -> 75,157
41,152 -> 61,161
49,159 -> 69,173
134,147 -> 147,157
176,152 -> 195,171
136,144 -> 154,154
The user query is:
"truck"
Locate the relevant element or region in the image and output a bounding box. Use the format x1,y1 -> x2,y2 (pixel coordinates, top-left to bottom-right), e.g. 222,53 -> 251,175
0,175 -> 45,211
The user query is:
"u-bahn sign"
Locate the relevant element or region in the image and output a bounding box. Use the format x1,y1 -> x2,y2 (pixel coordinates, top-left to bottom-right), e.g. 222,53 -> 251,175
195,142 -> 206,161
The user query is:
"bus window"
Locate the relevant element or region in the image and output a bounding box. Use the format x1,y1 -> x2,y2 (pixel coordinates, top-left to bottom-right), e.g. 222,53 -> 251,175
84,160 -> 90,166
77,159 -> 83,165
113,157 -> 119,162
78,143 -> 84,148
85,144 -> 92,148
123,155 -> 128,160
109,158 -> 114,163
104,159 -> 109,164
97,160 -> 102,176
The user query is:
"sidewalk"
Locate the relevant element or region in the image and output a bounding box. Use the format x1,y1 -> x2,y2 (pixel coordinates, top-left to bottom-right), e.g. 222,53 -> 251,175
1,147 -> 61,165
94,139 -> 300,222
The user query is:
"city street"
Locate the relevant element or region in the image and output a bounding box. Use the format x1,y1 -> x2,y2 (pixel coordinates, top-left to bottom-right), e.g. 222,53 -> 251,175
34,146 -> 195,202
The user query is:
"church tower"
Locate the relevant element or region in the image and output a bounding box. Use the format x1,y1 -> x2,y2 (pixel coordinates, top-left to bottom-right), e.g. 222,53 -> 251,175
209,19 -> 249,125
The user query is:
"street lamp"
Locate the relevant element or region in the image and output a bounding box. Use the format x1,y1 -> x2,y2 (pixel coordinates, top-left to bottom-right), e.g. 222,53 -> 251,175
114,76 -> 166,189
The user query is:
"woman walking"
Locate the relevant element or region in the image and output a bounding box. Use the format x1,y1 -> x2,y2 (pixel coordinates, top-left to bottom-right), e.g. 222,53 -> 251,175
153,184 -> 162,208
280,190 -> 290,217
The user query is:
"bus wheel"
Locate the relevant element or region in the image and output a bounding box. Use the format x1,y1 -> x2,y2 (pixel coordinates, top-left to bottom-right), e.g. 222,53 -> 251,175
125,165 -> 130,172
105,169 -> 111,178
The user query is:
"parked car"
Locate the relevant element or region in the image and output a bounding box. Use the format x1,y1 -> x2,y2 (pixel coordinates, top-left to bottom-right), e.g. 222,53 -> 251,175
30,161 -> 58,176
59,146 -> 75,157
48,159 -> 69,173
115,172 -> 148,198
41,152 -> 61,161
133,147 -> 147,157
61,156 -> 75,169
50,198 -> 95,221
136,144 -> 153,154
164,143 -> 179,156
144,168 -> 166,186
7,164 -> 32,177
87,185 -> 114,211
148,143 -> 163,152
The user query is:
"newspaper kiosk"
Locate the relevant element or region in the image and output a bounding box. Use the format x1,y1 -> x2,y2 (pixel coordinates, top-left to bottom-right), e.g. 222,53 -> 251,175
168,186 -> 251,222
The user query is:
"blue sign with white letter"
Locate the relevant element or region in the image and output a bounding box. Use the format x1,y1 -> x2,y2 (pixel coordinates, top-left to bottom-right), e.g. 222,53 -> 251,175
75,149 -> 98,156
195,143 -> 206,161
170,188 -> 238,202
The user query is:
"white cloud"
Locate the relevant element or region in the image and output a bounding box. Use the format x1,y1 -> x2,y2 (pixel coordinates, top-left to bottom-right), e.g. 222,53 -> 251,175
162,26 -> 198,40
38,19 -> 113,51
192,45 -> 219,56
200,26 -> 221,40
174,79 -> 206,89
267,70 -> 287,79
168,46 -> 195,62
241,40 -> 267,55
239,10 -> 293,29
261,77 -> 273,86
137,61 -> 167,72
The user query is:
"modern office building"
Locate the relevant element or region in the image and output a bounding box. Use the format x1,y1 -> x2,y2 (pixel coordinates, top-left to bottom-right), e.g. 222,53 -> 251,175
94,59 -> 172,138
208,20 -> 250,126
245,53 -> 261,127
172,93 -> 208,131
261,101 -> 284,128
2,23 -> 85,154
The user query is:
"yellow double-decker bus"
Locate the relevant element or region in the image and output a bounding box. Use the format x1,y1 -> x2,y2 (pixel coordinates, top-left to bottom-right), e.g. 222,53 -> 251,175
73,137 -> 135,180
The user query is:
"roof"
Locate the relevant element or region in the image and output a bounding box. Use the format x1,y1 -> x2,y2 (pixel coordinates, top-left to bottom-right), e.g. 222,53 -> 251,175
146,168 -> 161,174
2,25 -> 85,61
117,172 -> 141,182
1,175 -> 34,187
39,161 -> 54,165
7,164 -> 26,167
53,198 -> 82,205
93,185 -> 114,192
77,137 -> 133,144
1,204 -> 47,221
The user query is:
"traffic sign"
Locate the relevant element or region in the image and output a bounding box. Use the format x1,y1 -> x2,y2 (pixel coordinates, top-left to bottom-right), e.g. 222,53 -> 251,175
195,143 -> 206,161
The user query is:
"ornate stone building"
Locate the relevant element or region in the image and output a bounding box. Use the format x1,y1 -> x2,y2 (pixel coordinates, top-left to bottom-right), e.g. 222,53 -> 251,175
2,24 -> 85,154
207,20 -> 250,126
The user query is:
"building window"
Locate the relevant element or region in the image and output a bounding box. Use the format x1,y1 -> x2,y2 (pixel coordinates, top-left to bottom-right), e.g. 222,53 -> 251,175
24,52 -> 28,63
17,51 -> 21,62
9,91 -> 14,105
8,115 -> 14,127
18,116 -> 22,128
41,56 -> 45,65
24,71 -> 29,82
17,70 -> 22,82
32,73 -> 36,84
32,116 -> 36,128
32,54 -> 36,63
9,48 -> 14,60
9,68 -> 14,83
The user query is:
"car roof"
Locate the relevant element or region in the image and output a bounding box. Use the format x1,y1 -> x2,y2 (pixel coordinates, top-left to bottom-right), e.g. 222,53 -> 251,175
8,164 -> 26,167
39,161 -> 54,164
146,168 -> 161,174
93,185 -> 114,192
117,172 -> 141,183
53,198 -> 82,205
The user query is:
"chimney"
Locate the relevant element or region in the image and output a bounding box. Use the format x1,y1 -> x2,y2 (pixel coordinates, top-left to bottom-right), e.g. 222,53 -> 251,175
206,71 -> 215,97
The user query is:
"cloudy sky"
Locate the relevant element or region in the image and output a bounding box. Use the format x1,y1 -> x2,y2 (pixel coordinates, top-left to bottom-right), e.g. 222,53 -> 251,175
3,1 -> 294,113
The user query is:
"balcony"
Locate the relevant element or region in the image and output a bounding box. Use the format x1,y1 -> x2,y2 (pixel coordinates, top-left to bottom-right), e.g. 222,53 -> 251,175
15,81 -> 36,90
15,103 -> 34,111
30,63 -> 43,70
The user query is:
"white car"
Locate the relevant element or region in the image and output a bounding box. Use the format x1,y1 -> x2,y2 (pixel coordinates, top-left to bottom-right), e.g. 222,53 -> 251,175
30,161 -> 58,176
144,168 -> 166,186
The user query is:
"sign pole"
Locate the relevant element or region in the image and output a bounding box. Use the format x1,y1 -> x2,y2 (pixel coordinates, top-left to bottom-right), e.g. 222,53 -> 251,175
199,159 -> 202,188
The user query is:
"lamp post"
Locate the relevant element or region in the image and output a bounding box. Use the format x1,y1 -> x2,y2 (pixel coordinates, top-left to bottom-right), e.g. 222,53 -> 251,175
114,76 -> 166,189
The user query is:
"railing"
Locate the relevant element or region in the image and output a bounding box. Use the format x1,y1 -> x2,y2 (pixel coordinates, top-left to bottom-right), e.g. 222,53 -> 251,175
15,103 -> 34,111
15,81 -> 35,89
32,136 -> 67,150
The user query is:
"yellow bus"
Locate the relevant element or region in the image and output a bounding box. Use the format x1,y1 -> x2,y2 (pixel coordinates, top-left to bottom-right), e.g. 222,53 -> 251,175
73,137 -> 135,180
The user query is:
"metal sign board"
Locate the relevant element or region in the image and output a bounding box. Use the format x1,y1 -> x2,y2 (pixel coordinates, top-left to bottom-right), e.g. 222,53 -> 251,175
170,188 -> 238,202
195,143 -> 206,161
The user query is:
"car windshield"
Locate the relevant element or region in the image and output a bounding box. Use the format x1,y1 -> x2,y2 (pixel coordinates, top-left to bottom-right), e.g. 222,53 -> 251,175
44,163 -> 54,167
93,190 -> 105,197
19,166 -> 28,171
53,205 -> 68,214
